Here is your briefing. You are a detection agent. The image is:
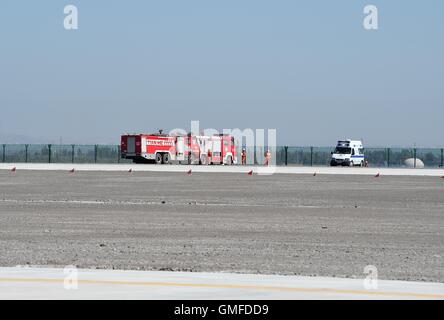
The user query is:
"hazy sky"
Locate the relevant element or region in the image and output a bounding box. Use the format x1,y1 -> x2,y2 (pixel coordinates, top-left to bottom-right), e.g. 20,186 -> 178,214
0,0 -> 443,146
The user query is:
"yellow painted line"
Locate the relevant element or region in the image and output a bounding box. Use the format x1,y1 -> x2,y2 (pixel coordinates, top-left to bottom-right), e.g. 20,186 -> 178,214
0,278 -> 443,299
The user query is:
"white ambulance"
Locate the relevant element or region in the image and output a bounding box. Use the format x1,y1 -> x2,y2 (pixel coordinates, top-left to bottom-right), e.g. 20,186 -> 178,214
330,140 -> 365,167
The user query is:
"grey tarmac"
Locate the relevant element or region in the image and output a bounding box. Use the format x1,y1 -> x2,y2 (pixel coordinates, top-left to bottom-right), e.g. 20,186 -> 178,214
0,170 -> 443,282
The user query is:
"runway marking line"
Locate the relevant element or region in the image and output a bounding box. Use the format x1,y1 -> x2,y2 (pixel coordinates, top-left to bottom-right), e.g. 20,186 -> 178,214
0,277 -> 443,299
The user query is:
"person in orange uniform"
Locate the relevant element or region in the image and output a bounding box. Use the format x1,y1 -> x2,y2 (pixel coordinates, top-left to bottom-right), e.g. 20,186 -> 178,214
241,148 -> 247,165
207,149 -> 212,164
265,149 -> 271,166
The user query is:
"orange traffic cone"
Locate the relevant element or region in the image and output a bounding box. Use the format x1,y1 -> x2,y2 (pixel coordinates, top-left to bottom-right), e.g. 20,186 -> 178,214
11,167 -> 16,172
247,170 -> 253,176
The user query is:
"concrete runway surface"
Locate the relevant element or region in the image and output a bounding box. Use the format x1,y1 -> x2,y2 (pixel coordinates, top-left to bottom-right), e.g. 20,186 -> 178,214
1,163 -> 444,176
0,166 -> 443,299
1,267 -> 443,300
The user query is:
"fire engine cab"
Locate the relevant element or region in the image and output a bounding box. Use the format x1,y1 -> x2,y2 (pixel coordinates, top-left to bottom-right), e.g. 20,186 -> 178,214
121,132 -> 237,165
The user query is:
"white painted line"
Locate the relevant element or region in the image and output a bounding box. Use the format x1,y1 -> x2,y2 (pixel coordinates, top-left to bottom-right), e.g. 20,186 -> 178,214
1,267 -> 443,300
1,163 -> 444,177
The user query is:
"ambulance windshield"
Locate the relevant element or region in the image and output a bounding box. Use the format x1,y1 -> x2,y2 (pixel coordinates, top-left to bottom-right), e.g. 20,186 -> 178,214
334,147 -> 351,154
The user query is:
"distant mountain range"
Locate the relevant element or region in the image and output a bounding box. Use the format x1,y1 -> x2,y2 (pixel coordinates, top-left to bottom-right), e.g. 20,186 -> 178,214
0,133 -> 118,145
0,133 -> 42,144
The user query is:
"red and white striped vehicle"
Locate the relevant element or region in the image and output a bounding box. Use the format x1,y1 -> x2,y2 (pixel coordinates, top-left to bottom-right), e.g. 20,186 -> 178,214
121,132 -> 237,165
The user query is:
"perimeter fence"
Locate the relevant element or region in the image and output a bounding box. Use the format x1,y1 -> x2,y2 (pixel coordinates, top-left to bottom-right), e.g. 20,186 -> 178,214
1,144 -> 443,168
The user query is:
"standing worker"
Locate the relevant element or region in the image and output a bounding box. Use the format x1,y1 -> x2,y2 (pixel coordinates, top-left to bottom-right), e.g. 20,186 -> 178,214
241,148 -> 247,165
207,149 -> 212,164
264,149 -> 271,166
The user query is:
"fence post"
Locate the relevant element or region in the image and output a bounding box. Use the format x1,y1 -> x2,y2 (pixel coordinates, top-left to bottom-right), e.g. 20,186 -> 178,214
117,145 -> 120,163
387,148 -> 390,167
2,144 -> 5,162
310,146 -> 313,166
25,144 -> 28,163
94,145 -> 98,163
413,148 -> 417,168
441,148 -> 443,168
48,144 -> 52,163
71,144 -> 75,163
284,146 -> 288,166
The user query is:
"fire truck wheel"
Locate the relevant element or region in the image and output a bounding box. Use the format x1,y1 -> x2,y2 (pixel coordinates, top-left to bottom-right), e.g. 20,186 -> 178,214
200,155 -> 208,165
162,153 -> 171,164
155,153 -> 163,164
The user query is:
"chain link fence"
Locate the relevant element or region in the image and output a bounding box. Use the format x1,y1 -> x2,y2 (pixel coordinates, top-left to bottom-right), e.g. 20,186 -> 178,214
1,144 -> 443,168
1,144 -> 131,164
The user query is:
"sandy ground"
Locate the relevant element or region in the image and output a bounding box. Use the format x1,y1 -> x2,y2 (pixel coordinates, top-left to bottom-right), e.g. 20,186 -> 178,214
0,170 -> 443,282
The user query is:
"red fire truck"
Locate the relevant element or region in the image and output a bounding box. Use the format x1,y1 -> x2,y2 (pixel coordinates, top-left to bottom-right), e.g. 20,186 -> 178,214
121,132 -> 237,165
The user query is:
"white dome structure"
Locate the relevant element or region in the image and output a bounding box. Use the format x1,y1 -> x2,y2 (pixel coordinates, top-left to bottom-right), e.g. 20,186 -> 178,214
404,158 -> 425,168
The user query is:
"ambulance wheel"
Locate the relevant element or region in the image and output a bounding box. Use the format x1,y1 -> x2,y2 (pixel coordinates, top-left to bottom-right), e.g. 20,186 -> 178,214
200,155 -> 208,165
155,153 -> 163,164
162,153 -> 171,164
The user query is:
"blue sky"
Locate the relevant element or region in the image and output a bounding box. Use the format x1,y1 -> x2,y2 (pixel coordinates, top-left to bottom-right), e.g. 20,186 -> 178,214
0,0 -> 443,146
